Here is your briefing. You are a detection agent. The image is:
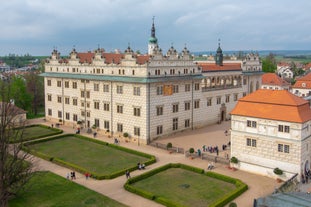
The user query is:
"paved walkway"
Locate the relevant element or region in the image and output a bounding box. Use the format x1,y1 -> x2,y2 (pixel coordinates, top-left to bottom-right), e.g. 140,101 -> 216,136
27,119 -> 285,207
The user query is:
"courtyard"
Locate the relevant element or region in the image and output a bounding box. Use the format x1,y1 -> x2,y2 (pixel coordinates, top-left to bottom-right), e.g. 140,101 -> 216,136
26,118 -> 282,207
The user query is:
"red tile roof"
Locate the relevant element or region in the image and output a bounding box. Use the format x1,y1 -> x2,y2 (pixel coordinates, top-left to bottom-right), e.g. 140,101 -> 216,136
197,63 -> 241,72
59,51 -> 149,65
293,73 -> 311,89
231,89 -> 311,123
262,73 -> 290,86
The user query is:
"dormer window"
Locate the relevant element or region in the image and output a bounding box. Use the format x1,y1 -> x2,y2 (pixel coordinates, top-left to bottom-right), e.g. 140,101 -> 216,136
302,83 -> 306,87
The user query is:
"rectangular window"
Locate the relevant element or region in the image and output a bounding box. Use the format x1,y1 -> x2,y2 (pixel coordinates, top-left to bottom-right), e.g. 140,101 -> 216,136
278,144 -> 290,153
81,91 -> 85,98
48,108 -> 52,116
278,125 -> 290,133
57,81 -> 61,87
65,97 -> 70,104
103,103 -> 110,111
173,118 -> 178,131
184,102 -> 190,111
57,96 -> 62,103
134,127 -> 140,136
65,81 -> 69,88
234,94 -> 238,101
194,83 -> 200,91
94,101 -> 100,110
225,95 -> 230,103
72,98 -> 77,106
207,98 -> 212,106
65,112 -> 70,120
86,91 -> 90,98
156,106 -> 163,116
185,119 -> 190,128
246,138 -> 257,147
172,103 -> 179,113
117,105 -> 123,113
173,85 -> 179,93
243,92 -> 247,97
81,111 -> 85,117
216,97 -> 221,105
157,86 -> 163,95
73,114 -> 78,121
47,94 -> 52,101
194,100 -> 200,109
47,80 -> 51,86
86,102 -> 90,108
247,120 -> 257,128
94,119 -> 100,128
103,84 -> 109,92
104,121 -> 110,129
284,144 -> 290,153
58,111 -> 62,118
133,87 -> 141,96
117,123 -> 123,132
157,125 -> 163,135
133,107 -> 141,117
86,111 -> 90,117
94,83 -> 99,91
185,84 -> 191,92
117,85 -> 123,94
72,82 -> 77,89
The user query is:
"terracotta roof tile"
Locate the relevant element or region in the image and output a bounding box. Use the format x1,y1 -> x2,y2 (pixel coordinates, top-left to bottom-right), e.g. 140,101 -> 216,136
136,55 -> 149,65
262,73 -> 290,86
198,63 -> 241,72
231,89 -> 311,123
293,73 -> 311,89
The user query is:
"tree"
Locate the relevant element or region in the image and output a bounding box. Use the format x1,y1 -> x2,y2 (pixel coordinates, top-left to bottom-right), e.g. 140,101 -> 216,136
262,53 -> 277,73
24,71 -> 44,116
9,76 -> 32,112
0,80 -> 33,207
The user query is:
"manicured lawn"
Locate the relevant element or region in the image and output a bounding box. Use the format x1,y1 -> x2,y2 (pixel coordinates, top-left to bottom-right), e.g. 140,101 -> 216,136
11,125 -> 62,143
29,136 -> 150,176
131,168 -> 237,207
9,171 -> 128,207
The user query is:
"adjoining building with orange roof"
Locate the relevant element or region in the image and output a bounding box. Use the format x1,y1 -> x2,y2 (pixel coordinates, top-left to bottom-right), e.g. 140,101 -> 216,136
230,89 -> 311,181
261,73 -> 290,90
292,72 -> 311,97
41,20 -> 263,144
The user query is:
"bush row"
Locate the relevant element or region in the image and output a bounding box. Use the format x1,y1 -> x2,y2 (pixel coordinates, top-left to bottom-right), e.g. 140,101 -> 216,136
206,172 -> 248,207
124,163 -> 206,207
11,124 -> 63,143
23,134 -> 156,180
124,163 -> 247,207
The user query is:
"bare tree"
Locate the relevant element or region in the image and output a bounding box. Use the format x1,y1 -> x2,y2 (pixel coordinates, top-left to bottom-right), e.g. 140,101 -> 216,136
0,80 -> 33,207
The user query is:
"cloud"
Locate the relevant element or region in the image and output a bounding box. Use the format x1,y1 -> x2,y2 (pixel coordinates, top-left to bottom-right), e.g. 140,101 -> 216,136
1,0 -> 311,55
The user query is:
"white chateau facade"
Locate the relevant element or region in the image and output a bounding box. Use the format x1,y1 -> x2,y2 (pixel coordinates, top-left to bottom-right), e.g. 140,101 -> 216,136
41,21 -> 263,144
231,89 -> 311,180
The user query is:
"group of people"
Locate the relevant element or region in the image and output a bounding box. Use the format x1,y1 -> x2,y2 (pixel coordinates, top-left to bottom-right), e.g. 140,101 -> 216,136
75,128 -> 80,134
207,162 -> 215,170
137,162 -> 145,170
67,171 -> 76,180
202,145 -> 219,155
114,138 -> 120,145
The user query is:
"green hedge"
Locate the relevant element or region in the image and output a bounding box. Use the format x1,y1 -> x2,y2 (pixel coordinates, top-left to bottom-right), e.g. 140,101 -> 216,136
10,124 -> 63,143
124,163 -> 247,207
24,134 -> 156,179
206,172 -> 248,207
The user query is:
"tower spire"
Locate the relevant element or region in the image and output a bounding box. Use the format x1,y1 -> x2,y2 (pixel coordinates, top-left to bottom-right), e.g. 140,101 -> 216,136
148,16 -> 158,55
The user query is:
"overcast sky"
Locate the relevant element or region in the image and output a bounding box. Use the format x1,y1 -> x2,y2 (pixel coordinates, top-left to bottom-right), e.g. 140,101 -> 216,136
1,0 -> 311,56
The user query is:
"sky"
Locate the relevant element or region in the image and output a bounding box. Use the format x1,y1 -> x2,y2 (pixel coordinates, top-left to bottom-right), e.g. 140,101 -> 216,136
1,0 -> 311,56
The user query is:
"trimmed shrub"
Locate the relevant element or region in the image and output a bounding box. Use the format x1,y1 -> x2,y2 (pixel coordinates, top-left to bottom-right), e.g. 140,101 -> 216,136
273,167 -> 283,175
230,156 -> 238,164
189,147 -> 195,154
123,132 -> 129,137
229,202 -> 237,207
166,142 -> 173,149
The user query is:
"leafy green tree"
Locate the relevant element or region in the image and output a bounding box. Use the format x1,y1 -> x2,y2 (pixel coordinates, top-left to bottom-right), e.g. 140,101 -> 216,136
9,76 -> 32,112
24,71 -> 44,116
262,53 -> 277,73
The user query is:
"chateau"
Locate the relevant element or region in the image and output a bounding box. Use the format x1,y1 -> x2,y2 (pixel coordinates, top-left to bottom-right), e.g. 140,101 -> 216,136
41,21 -> 262,144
